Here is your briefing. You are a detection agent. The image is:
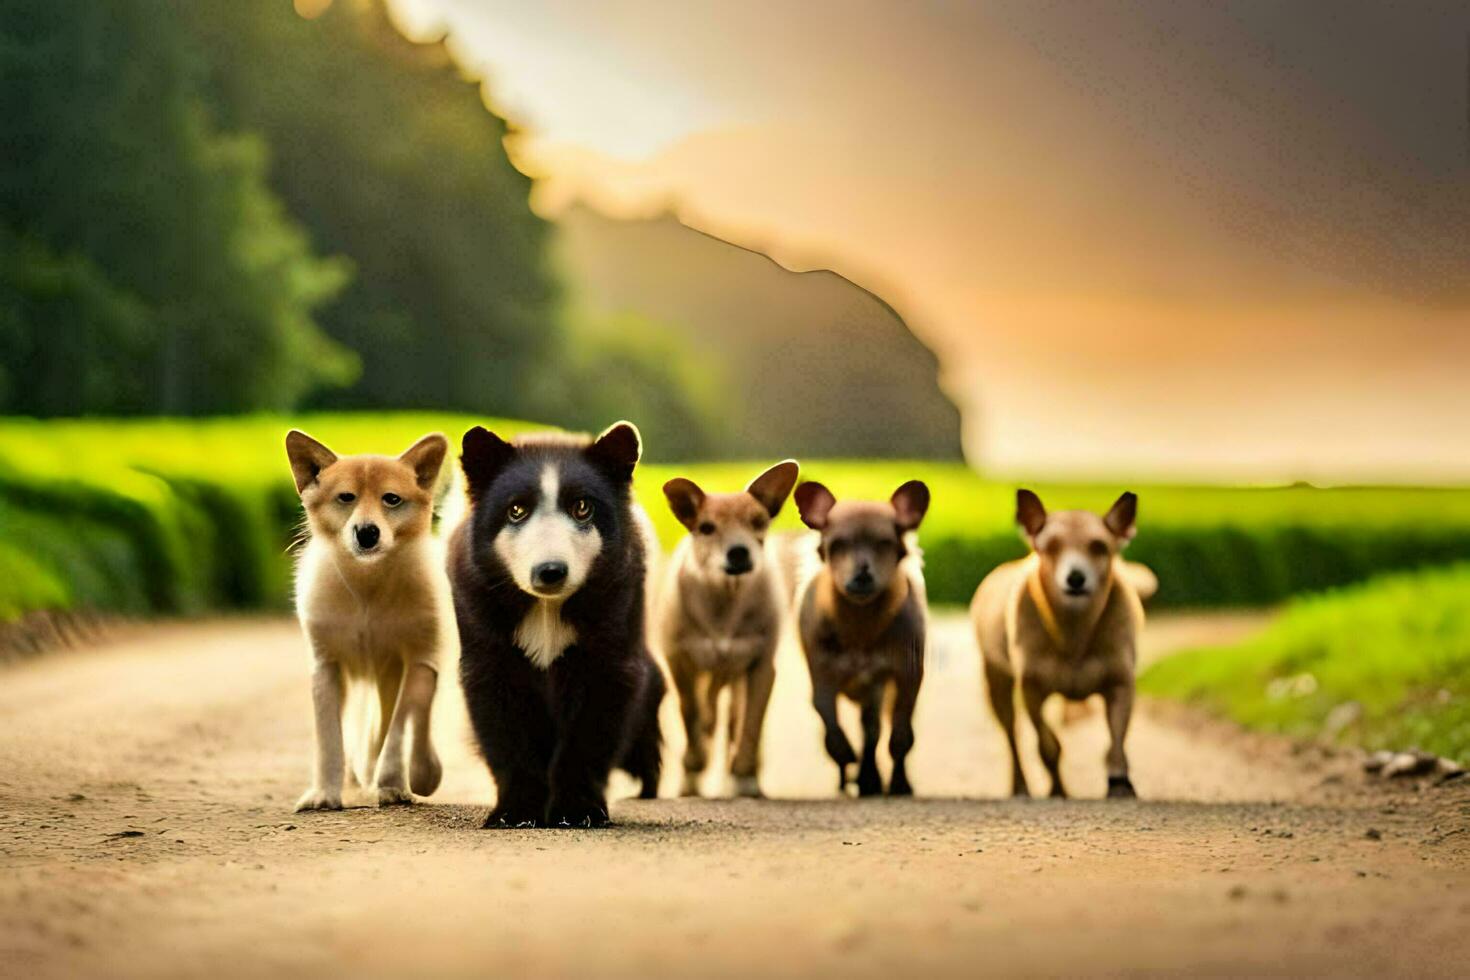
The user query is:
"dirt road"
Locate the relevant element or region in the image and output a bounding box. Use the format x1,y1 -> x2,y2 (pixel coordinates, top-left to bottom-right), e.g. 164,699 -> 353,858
2,613 -> 1466,978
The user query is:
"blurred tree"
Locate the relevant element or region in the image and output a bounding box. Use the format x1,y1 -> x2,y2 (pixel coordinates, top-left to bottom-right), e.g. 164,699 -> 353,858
177,0 -> 562,418
0,0 -> 354,415
533,310 -> 735,460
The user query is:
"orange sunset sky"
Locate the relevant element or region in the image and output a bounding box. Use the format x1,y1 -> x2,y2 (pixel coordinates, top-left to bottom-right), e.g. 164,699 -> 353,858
391,0 -> 1470,482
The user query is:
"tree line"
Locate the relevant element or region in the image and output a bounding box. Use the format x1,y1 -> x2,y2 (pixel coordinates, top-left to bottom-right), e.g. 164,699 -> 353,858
0,0 -> 719,453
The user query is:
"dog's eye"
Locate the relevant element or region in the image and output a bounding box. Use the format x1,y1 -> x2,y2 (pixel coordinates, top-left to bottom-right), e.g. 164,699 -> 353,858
751,516 -> 768,533
337,492 -> 356,504
698,522 -> 716,536
507,503 -> 530,524
1089,539 -> 1109,556
570,498 -> 594,523
382,493 -> 402,508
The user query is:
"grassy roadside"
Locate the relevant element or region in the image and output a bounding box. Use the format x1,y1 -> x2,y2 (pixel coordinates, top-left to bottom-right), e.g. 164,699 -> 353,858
1140,564 -> 1470,764
3,413 -> 1470,627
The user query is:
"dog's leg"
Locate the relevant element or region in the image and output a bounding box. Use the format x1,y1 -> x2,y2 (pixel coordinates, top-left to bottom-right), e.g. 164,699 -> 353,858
460,648 -> 552,828
405,663 -> 442,797
729,653 -> 774,798
373,660 -> 414,805
621,659 -> 665,799
358,659 -> 396,788
296,660 -> 346,811
702,672 -> 724,747
984,663 -> 1029,797
856,687 -> 884,797
671,655 -> 707,796
1022,679 -> 1066,799
1103,680 -> 1137,799
888,668 -> 922,797
812,680 -> 857,793
726,674 -> 746,756
545,665 -> 639,828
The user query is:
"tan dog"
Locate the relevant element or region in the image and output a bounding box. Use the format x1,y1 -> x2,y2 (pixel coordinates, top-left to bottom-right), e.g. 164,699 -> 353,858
287,430 -> 452,811
657,461 -> 800,797
794,480 -> 929,796
971,489 -> 1148,799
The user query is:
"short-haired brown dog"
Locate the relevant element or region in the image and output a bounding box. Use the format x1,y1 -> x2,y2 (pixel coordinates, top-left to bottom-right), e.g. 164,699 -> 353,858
794,480 -> 929,796
970,489 -> 1147,799
287,430 -> 451,811
656,461 -> 800,798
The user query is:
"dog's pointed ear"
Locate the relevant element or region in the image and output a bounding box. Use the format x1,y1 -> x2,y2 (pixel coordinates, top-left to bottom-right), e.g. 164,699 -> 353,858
794,481 -> 837,531
663,478 -> 706,531
587,421 -> 641,483
1016,489 -> 1046,539
460,426 -> 516,499
1104,491 -> 1138,545
891,480 -> 930,532
746,460 -> 800,519
399,433 -> 448,491
286,430 -> 337,495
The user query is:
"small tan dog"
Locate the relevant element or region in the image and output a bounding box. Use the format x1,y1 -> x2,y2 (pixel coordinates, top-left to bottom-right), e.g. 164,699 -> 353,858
657,461 -> 800,797
971,489 -> 1150,799
287,430 -> 452,811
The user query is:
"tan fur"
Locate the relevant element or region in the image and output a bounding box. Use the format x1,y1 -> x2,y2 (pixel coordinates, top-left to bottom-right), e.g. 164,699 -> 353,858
287,431 -> 454,811
971,491 -> 1150,799
655,461 -> 798,798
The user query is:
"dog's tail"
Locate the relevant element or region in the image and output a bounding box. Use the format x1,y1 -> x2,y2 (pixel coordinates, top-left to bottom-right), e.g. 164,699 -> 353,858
902,531 -> 928,619
1119,560 -> 1159,601
770,530 -> 821,608
436,466 -> 469,539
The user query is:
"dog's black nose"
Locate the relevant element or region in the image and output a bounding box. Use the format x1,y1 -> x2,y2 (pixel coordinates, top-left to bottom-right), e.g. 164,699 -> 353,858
725,545 -> 752,574
1066,569 -> 1087,590
847,566 -> 876,595
355,524 -> 380,550
532,561 -> 569,591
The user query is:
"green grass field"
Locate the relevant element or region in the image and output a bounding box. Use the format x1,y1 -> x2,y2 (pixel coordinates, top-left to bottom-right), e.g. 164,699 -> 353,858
1140,564 -> 1470,763
3,413 -> 1470,625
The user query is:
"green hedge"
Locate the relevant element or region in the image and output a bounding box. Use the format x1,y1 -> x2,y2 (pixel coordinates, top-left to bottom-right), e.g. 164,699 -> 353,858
2,415 -> 1470,627
1140,564 -> 1470,763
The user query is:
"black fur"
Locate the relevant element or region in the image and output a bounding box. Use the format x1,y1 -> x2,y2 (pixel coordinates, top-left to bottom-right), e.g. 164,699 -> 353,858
449,428 -> 664,828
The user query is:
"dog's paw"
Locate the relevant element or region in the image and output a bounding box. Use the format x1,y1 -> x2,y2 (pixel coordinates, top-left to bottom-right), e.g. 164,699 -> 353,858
856,768 -> 884,798
887,773 -> 913,797
1106,775 -> 1137,799
680,771 -> 702,798
294,787 -> 343,812
483,806 -> 542,829
546,799 -> 610,829
731,775 -> 762,799
377,784 -> 413,807
409,746 -> 442,797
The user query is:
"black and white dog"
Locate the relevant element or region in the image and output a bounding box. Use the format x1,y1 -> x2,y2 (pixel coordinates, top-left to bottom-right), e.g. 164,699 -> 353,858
448,422 -> 664,828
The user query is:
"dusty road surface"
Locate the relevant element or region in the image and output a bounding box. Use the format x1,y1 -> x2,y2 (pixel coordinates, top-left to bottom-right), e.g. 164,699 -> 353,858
2,612 -> 1466,978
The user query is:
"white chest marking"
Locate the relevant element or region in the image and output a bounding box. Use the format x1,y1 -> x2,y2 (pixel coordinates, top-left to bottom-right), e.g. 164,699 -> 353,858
514,598 -> 577,669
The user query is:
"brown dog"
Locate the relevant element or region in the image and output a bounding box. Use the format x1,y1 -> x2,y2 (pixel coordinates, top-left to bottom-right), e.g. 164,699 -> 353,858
656,461 -> 799,798
287,431 -> 452,811
971,489 -> 1147,799
794,480 -> 929,796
